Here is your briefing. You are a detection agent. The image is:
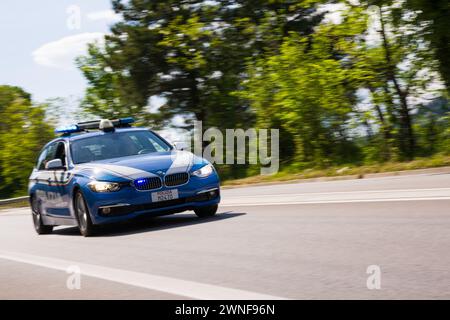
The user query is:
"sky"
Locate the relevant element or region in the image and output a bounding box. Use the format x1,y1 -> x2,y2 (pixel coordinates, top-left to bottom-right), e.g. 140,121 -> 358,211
0,0 -> 119,103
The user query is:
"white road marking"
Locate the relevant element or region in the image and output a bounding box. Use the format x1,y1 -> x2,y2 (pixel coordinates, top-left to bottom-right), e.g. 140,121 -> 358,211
0,251 -> 286,300
220,196 -> 450,207
228,187 -> 450,198
221,187 -> 450,206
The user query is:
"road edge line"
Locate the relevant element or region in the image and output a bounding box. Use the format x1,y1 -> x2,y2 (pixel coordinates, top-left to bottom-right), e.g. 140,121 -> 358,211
0,250 -> 287,300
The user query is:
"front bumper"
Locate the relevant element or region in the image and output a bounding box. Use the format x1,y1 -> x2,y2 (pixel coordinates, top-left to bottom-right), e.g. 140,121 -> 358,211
98,188 -> 220,217
83,174 -> 220,224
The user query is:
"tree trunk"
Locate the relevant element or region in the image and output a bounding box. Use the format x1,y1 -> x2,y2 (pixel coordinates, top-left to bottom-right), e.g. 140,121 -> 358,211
378,5 -> 415,159
373,103 -> 391,160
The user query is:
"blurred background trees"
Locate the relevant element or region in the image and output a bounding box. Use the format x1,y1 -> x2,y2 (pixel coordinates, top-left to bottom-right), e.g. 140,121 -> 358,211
76,0 -> 448,174
0,86 -> 54,197
1,0 -> 449,196
401,0 -> 450,93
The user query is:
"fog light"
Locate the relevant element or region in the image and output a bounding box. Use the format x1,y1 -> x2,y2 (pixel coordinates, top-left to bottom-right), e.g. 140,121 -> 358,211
102,207 -> 111,214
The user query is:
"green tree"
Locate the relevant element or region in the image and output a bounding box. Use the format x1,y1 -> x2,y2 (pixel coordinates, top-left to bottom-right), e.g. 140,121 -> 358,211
0,86 -> 54,197
77,0 -> 324,130
238,6 -> 368,166
76,0 -> 449,177
360,1 -> 442,159
401,0 -> 450,93
239,1 -> 445,166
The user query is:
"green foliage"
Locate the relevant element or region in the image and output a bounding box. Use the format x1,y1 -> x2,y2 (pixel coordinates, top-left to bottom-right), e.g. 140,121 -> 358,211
0,86 -> 54,197
49,1 -> 450,183
442,116 -> 450,154
401,0 -> 450,92
77,0 -> 324,130
238,1 -> 449,169
414,96 -> 450,156
238,7 -> 368,167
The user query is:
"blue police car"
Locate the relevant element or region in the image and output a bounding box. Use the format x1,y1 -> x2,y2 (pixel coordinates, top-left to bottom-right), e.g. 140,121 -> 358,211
29,118 -> 220,236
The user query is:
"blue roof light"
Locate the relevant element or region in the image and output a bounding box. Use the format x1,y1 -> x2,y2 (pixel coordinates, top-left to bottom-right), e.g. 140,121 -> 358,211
118,117 -> 135,125
55,125 -> 81,134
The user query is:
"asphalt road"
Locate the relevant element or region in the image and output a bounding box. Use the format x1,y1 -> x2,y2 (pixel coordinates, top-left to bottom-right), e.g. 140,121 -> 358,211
1,172 -> 450,299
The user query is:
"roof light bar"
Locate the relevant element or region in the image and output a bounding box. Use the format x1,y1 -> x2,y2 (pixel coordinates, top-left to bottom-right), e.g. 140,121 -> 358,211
55,117 -> 136,135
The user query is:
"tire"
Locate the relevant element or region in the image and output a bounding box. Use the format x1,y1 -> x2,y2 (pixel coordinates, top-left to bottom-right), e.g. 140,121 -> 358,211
74,191 -> 96,237
31,197 -> 53,235
194,204 -> 218,218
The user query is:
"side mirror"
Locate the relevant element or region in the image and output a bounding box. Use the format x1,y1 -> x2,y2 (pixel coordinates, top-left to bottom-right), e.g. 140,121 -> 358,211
45,159 -> 65,170
173,141 -> 189,151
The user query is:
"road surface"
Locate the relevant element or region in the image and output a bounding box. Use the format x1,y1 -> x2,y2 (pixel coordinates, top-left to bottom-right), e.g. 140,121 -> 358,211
1,172 -> 450,299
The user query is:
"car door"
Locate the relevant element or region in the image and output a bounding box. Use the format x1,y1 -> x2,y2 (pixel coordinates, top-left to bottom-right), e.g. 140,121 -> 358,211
32,143 -> 54,213
35,141 -> 71,217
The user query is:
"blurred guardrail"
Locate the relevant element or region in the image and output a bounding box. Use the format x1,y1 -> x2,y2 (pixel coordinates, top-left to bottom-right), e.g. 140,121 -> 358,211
0,196 -> 29,205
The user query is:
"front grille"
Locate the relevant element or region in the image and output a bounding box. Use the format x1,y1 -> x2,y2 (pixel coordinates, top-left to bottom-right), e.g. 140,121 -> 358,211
164,172 -> 189,187
133,177 -> 162,191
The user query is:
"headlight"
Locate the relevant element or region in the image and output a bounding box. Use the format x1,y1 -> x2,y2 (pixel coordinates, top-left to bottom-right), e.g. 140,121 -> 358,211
191,164 -> 214,178
88,181 -> 121,192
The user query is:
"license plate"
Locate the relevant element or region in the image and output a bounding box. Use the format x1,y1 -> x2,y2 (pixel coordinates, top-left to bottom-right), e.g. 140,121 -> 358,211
151,189 -> 179,202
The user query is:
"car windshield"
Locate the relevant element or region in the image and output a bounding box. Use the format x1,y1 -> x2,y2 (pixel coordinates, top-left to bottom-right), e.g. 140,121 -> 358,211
70,130 -> 172,164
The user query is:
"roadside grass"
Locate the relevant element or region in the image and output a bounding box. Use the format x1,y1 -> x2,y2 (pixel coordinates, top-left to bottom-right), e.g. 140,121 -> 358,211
0,198 -> 29,210
222,154 -> 450,187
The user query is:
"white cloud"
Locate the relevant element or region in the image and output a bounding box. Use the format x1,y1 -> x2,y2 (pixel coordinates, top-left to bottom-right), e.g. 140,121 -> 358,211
32,33 -> 105,70
86,10 -> 121,23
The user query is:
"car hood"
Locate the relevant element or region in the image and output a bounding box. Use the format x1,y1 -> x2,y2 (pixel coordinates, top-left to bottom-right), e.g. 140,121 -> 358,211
75,151 -> 207,181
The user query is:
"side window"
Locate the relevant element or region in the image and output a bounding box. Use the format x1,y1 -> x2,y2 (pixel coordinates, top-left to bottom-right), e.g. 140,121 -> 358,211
37,142 -> 67,170
36,147 -> 48,170
54,142 -> 67,167
37,143 -> 57,170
